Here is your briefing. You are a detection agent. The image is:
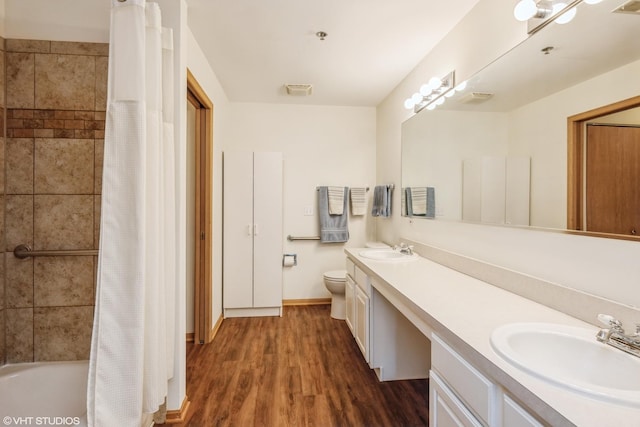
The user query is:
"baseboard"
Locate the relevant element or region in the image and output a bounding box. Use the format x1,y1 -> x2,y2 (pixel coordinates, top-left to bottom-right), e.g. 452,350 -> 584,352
164,396 -> 190,424
283,298 -> 331,306
208,314 -> 224,343
185,332 -> 195,343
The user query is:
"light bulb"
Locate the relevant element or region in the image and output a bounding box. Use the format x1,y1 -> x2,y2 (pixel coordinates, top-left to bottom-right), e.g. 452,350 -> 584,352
404,98 -> 415,110
584,0 -> 603,4
553,3 -> 576,24
426,103 -> 437,111
428,76 -> 442,90
514,0 -> 537,21
411,92 -> 422,104
435,97 -> 445,106
419,84 -> 431,96
455,81 -> 467,92
444,90 -> 456,98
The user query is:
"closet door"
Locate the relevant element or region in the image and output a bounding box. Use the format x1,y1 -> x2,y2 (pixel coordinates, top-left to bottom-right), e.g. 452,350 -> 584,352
253,152 -> 283,308
223,151 -> 254,308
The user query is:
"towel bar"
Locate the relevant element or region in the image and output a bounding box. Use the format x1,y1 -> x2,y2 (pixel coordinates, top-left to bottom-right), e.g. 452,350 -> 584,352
287,235 -> 321,241
315,187 -> 370,191
13,244 -> 98,259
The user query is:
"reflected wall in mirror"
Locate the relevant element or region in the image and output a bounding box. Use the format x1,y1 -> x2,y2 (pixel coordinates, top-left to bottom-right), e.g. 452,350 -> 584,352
401,0 -> 640,238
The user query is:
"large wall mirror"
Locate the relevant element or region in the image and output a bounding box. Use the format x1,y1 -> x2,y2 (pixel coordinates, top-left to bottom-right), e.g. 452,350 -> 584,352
401,0 -> 640,239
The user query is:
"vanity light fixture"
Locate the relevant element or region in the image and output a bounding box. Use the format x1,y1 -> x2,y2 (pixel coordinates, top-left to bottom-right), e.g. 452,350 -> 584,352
404,71 -> 455,113
513,0 -> 592,32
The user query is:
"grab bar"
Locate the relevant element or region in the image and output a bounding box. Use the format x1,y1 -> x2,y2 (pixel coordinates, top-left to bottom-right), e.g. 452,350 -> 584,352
13,244 -> 98,259
287,235 -> 321,241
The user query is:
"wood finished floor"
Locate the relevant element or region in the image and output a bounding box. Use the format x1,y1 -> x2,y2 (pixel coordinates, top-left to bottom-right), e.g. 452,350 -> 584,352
166,305 -> 429,426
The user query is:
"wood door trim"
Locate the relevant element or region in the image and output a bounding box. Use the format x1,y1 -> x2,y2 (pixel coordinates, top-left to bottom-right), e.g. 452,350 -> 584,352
567,94 -> 640,233
187,69 -> 214,344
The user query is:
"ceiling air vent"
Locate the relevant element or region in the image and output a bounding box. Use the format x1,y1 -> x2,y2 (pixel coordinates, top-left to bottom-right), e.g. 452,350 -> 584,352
285,84 -> 313,96
460,92 -> 494,104
614,0 -> 640,14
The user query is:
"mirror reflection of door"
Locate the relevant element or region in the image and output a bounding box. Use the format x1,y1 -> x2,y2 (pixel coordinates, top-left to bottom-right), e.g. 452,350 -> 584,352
586,124 -> 640,235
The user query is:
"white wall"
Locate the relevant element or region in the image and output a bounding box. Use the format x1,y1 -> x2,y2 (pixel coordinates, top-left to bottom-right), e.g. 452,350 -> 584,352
227,103 -> 377,300
377,0 -> 640,310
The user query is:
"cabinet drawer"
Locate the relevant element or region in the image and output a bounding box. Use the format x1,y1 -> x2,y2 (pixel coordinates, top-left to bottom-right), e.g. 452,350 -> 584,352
346,258 -> 356,279
432,334 -> 495,425
354,266 -> 370,295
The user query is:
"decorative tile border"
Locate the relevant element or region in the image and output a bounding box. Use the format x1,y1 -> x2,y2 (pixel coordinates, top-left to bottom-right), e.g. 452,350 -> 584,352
7,109 -> 105,139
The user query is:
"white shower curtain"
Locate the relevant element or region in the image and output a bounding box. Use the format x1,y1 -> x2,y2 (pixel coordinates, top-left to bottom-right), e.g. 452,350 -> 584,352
87,1 -> 176,425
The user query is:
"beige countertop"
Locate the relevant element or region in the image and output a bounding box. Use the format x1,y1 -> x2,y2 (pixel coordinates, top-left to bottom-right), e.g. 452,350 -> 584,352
345,248 -> 640,427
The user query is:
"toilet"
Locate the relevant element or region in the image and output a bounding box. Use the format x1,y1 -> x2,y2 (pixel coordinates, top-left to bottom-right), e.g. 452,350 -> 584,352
323,270 -> 346,319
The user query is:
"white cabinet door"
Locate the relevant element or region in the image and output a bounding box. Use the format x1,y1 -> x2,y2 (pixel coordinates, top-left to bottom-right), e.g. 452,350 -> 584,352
355,284 -> 369,362
503,395 -> 543,427
253,152 -> 283,308
223,151 -> 283,312
430,371 -> 483,427
345,275 -> 355,335
223,151 -> 254,308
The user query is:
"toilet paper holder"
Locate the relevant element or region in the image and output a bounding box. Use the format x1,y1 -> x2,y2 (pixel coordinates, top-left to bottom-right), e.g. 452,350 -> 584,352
282,253 -> 297,267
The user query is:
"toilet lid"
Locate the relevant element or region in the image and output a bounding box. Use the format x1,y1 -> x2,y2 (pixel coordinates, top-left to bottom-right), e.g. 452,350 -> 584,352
323,270 -> 346,281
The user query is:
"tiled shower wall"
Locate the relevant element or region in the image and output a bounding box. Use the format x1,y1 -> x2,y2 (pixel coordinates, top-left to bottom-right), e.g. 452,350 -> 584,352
3,39 -> 107,363
0,37 -> 6,364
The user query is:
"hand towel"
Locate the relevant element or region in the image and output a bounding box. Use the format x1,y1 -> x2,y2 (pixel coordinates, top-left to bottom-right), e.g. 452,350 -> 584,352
318,186 -> 349,243
350,187 -> 367,216
407,187 -> 435,218
410,187 -> 428,215
371,185 -> 392,217
328,186 -> 346,215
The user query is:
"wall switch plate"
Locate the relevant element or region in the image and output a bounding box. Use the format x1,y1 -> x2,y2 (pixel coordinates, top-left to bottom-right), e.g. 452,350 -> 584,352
303,206 -> 314,216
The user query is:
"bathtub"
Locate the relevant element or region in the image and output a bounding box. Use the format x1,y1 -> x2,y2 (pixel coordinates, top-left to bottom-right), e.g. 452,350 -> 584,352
0,361 -> 88,426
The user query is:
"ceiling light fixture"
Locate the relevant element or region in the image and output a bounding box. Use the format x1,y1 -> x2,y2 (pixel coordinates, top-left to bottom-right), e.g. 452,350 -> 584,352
404,71 -> 455,113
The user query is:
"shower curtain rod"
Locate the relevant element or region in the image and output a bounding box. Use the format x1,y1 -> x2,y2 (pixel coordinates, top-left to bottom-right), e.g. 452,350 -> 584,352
13,244 -> 98,259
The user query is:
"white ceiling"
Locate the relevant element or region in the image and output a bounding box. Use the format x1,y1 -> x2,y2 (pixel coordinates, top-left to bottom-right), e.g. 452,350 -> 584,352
186,0 -> 482,107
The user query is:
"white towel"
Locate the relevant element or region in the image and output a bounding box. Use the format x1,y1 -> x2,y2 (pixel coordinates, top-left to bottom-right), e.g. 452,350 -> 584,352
350,187 -> 366,216
328,186 -> 346,215
410,187 -> 427,215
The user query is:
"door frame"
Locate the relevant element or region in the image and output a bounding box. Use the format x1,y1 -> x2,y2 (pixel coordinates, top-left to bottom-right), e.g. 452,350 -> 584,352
187,69 -> 214,344
567,95 -> 640,235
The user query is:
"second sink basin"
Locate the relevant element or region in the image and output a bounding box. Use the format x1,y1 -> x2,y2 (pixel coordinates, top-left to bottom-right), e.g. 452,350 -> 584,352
358,249 -> 418,261
491,322 -> 640,407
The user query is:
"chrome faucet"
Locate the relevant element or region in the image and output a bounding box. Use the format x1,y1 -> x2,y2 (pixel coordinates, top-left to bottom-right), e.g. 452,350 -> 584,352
596,314 -> 640,358
395,242 -> 414,255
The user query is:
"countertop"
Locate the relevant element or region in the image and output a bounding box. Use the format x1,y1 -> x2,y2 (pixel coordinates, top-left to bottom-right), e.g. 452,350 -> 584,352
345,248 -> 640,427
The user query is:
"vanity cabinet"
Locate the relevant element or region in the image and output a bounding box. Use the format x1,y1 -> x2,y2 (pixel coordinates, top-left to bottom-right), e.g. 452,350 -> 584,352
430,370 -> 483,427
502,395 -> 543,427
354,265 -> 371,362
355,284 -> 370,361
223,151 -> 283,318
345,273 -> 356,334
431,333 -> 542,427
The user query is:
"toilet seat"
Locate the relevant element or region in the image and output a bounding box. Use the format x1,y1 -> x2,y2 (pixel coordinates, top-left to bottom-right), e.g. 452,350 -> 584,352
323,270 -> 346,282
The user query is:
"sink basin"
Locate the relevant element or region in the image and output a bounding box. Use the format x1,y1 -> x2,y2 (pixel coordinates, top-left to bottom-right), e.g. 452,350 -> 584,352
358,249 -> 418,261
491,322 -> 640,407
